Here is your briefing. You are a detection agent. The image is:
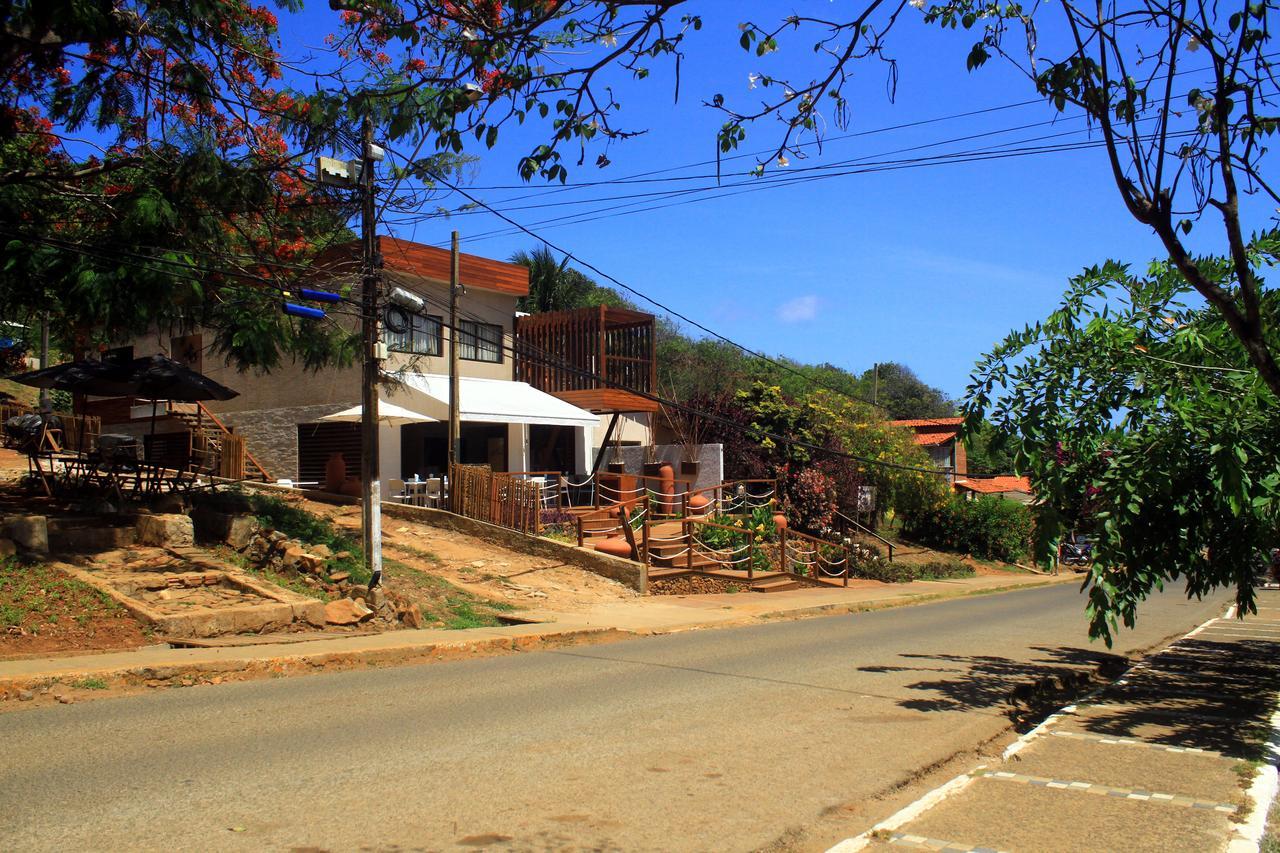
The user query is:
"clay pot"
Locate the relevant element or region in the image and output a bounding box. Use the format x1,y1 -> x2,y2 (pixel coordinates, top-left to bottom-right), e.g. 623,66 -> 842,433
772,512 -> 788,530
658,462 -> 675,514
324,452 -> 347,493
688,494 -> 711,515
594,536 -> 633,559
340,478 -> 363,497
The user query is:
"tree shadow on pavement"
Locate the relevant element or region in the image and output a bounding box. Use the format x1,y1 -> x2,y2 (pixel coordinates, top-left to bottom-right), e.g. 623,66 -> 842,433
1070,637 -> 1280,760
856,646 -> 1131,730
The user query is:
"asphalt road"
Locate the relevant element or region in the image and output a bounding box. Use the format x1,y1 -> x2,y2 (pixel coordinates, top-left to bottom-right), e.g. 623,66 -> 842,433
0,583 -> 1228,852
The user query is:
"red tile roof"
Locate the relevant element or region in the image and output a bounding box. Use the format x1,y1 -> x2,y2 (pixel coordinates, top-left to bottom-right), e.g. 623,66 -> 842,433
889,417 -> 964,428
890,417 -> 962,447
955,476 -> 1033,495
912,431 -> 958,447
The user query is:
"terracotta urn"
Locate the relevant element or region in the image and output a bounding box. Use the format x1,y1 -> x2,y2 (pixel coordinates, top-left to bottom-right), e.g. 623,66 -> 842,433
772,512 -> 788,530
658,462 -> 675,513
594,536 -> 633,559
341,478 -> 363,497
688,494 -> 711,515
324,452 -> 347,494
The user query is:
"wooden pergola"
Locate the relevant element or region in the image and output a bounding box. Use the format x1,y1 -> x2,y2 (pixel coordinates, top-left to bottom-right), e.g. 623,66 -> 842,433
514,305 -> 658,414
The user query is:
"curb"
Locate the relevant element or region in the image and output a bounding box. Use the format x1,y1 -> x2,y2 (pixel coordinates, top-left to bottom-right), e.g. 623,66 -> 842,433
0,574 -> 1071,705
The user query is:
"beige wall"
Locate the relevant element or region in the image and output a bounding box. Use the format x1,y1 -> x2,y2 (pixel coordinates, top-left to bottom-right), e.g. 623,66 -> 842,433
120,273 -> 520,415
381,273 -> 517,382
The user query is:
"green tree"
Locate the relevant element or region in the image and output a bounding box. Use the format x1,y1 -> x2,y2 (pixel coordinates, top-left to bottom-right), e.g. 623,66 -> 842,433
966,255 -> 1280,643
861,362 -> 954,421
510,246 -> 593,313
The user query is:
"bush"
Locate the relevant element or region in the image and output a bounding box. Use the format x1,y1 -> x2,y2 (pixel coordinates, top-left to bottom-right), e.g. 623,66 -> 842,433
916,559 -> 976,580
901,496 -> 1033,562
784,468 -> 838,532
849,552 -> 918,583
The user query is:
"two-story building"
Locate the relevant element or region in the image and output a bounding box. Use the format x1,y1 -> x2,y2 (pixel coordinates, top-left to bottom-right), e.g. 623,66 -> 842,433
87,236 -> 659,495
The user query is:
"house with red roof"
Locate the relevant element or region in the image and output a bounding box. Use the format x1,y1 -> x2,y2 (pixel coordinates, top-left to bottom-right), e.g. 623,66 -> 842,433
890,417 -> 967,483
953,475 -> 1035,504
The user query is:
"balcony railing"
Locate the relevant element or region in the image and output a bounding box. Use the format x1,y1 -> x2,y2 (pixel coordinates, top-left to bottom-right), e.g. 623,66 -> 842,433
514,305 -> 657,413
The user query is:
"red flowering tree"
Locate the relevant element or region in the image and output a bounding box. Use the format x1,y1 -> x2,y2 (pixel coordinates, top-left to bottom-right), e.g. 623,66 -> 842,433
0,0 -> 361,370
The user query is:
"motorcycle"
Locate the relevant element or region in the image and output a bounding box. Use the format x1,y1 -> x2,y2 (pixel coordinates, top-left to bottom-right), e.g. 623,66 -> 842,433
1059,534 -> 1093,568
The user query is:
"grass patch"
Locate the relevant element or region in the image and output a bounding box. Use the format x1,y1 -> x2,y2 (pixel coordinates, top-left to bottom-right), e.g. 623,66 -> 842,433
387,542 -> 441,564
73,677 -> 108,690
217,548 -> 333,602
916,559 -> 977,580
383,559 -> 516,629
243,492 -> 369,585
0,558 -> 125,629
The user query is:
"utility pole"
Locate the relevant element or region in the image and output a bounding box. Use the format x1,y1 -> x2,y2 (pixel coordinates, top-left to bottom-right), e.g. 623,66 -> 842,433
447,230 -> 461,484
359,117 -> 383,589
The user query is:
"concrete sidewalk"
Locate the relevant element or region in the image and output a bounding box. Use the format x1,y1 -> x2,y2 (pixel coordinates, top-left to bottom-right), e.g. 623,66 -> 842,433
834,594 -> 1280,853
0,570 -> 1067,697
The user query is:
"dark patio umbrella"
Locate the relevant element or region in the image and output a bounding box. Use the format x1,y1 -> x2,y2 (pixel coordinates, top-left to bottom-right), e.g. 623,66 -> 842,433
124,356 -> 238,466
6,359 -> 136,397
125,355 -> 239,402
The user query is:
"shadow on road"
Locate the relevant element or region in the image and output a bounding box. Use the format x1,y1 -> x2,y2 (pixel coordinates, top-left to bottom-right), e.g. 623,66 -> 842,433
856,646 -> 1131,731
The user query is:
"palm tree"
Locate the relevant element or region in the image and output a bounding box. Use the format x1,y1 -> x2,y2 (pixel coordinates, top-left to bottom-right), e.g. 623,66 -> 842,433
509,246 -> 593,313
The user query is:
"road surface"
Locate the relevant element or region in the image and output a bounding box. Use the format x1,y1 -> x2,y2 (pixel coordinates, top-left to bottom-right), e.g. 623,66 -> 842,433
0,582 -> 1227,851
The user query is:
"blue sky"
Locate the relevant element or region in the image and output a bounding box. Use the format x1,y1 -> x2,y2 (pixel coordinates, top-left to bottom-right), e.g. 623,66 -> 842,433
281,1 -> 1248,400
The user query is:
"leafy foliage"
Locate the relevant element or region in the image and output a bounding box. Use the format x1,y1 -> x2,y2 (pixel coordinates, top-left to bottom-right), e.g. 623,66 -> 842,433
902,495 -> 1033,563
965,250 -> 1280,642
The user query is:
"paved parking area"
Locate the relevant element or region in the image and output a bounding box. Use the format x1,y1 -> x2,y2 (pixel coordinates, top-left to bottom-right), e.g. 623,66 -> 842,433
836,594 -> 1280,853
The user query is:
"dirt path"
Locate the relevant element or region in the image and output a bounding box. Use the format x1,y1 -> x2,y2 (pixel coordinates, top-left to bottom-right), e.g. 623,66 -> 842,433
307,500 -> 637,613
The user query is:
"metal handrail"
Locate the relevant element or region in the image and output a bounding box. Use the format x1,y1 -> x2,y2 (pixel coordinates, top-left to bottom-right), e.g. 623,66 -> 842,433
833,510 -> 895,562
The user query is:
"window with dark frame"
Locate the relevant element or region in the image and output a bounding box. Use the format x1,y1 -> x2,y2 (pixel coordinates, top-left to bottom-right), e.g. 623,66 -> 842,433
384,308 -> 443,357
458,320 -> 503,363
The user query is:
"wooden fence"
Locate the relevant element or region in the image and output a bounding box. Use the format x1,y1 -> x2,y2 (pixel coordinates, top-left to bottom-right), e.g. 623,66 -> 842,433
448,463 -> 543,535
218,434 -> 247,480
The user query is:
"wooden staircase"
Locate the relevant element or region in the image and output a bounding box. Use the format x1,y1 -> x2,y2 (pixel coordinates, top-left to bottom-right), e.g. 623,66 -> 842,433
166,402 -> 271,482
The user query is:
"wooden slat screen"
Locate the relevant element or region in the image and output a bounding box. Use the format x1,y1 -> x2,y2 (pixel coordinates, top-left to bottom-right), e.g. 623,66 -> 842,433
220,434 -> 247,480
448,463 -> 542,535
513,306 -> 655,405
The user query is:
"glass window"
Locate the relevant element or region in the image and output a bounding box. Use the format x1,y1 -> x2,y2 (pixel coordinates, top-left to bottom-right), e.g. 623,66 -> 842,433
458,320 -> 503,363
384,308 -> 442,357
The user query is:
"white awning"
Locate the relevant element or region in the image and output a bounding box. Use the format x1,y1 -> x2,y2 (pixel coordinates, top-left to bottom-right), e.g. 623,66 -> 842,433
386,373 -> 598,428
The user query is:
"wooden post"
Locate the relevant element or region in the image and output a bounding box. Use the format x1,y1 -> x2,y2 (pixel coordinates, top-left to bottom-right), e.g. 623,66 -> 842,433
843,546 -> 850,587
779,526 -> 788,576
747,530 -> 755,581
685,519 -> 693,572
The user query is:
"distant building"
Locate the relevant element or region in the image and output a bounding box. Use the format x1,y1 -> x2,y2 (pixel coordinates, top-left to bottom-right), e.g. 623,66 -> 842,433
953,475 -> 1034,504
890,417 -> 967,482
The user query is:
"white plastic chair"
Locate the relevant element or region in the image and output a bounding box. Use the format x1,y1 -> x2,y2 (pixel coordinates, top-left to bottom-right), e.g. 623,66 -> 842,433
388,478 -> 408,503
